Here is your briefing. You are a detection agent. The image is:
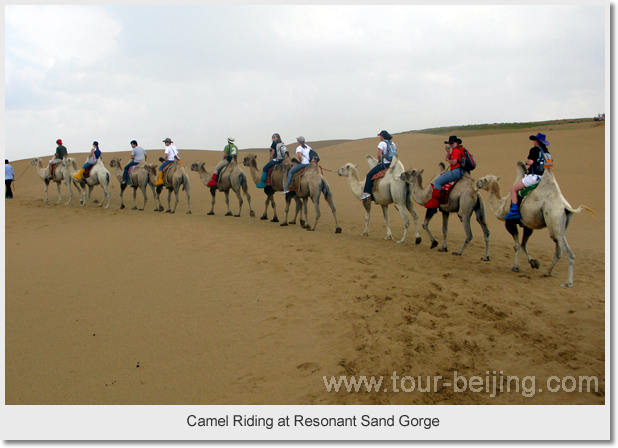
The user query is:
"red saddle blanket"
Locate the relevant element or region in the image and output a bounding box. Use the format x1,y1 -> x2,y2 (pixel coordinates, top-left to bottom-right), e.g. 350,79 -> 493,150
431,180 -> 457,204
370,169 -> 387,193
84,164 -> 95,179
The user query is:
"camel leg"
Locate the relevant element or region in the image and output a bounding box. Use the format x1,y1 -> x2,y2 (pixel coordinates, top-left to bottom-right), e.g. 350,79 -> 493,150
396,200 -> 410,244
302,198 -> 311,229
64,177 -> 73,205
104,184 -> 111,209
208,188 -> 216,215
165,188 -> 173,213
474,199 -> 491,261
555,235 -> 575,287
360,199 -> 372,236
381,204 -> 393,240
224,190 -> 233,216
520,226 -> 539,269
505,221 -> 522,272
422,209 -> 439,249
307,187 -> 323,231
452,211 -> 473,256
438,211 -> 450,252
234,187 -> 243,217
261,196 -> 270,220
281,195 -> 292,226
270,193 -> 279,223
324,190 -> 342,234
44,179 -> 50,202
139,184 -> 148,210
544,236 -> 563,279
88,185 -> 98,204
131,185 -> 138,210
405,201 -> 422,244
55,181 -> 62,204
184,180 -> 191,214
245,189 -> 255,218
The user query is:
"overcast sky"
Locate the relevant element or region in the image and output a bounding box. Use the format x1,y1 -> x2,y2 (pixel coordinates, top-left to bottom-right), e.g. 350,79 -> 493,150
5,4 -> 606,161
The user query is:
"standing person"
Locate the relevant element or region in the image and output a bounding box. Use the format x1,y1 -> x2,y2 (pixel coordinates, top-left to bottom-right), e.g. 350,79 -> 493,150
256,133 -> 287,188
424,135 -> 466,209
207,137 -> 238,187
155,138 -> 178,186
5,159 -> 14,199
359,130 -> 397,200
122,140 -> 147,185
73,141 -> 102,180
504,133 -> 552,220
282,136 -> 311,194
46,139 -> 68,180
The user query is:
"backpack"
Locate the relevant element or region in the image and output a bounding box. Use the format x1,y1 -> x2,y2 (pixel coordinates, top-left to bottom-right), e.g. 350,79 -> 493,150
308,149 -> 320,162
538,147 -> 553,171
382,140 -> 397,163
276,143 -> 288,160
459,147 -> 476,171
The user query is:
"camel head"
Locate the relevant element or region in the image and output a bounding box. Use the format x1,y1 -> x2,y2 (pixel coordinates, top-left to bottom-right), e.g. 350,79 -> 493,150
476,175 -> 500,191
400,169 -> 423,185
62,157 -> 76,169
144,163 -> 158,176
109,158 -> 120,168
243,154 -> 257,168
31,158 -> 41,166
337,163 -> 358,178
190,161 -> 205,172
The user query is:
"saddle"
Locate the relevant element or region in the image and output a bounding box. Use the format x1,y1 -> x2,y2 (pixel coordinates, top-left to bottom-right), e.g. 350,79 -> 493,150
517,183 -> 539,206
371,169 -> 387,193
288,167 -> 307,192
266,163 -> 286,187
431,180 -> 458,205
84,164 -> 95,179
49,162 -> 61,179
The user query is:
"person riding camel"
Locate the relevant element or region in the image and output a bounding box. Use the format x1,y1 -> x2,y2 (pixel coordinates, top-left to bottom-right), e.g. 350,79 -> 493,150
73,141 -> 101,180
256,133 -> 287,188
155,138 -> 178,186
46,139 -> 68,180
359,130 -> 396,201
504,133 -> 552,220
207,137 -> 238,187
424,135 -> 466,209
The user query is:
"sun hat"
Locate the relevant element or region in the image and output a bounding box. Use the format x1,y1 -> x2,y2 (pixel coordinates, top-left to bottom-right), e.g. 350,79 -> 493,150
56,139 -> 63,145
163,138 -> 173,143
529,133 -> 550,146
297,136 -> 306,143
228,137 -> 235,143
377,130 -> 392,140
444,135 -> 463,144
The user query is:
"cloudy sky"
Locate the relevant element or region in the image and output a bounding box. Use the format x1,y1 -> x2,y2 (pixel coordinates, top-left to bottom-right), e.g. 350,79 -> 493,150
5,4 -> 606,161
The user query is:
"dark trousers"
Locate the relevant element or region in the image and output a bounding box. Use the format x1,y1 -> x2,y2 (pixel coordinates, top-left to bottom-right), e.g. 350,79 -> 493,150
363,163 -> 387,195
123,160 -> 139,182
5,179 -> 13,198
262,159 -> 282,173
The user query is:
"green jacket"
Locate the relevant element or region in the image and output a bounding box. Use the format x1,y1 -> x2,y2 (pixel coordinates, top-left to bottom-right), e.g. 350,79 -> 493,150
56,145 -> 67,160
224,144 -> 238,157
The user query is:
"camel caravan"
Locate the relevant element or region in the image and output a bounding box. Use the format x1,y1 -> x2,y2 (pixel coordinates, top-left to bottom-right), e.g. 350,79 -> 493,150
29,130 -> 594,287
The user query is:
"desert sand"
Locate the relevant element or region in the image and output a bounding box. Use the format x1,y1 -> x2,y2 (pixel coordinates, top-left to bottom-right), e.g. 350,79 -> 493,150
5,121 -> 605,405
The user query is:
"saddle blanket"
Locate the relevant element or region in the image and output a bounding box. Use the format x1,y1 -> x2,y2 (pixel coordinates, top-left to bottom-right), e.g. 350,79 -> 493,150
371,169 -> 387,193
288,167 -> 307,192
431,180 -> 457,205
84,164 -> 95,179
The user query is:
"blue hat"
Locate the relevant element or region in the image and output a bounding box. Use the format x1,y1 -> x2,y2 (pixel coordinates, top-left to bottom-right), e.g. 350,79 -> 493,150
529,133 -> 549,146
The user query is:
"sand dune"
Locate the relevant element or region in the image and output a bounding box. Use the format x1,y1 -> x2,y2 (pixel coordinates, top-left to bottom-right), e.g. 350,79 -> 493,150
5,121 -> 605,404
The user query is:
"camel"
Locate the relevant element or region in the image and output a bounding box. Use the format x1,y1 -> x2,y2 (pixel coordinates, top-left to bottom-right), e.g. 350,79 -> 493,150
476,161 -> 595,287
289,157 -> 342,233
109,158 -> 158,211
400,164 -> 491,260
190,160 -> 255,218
337,154 -> 421,244
64,157 -> 111,208
145,158 -> 191,214
31,158 -> 82,205
243,153 -> 303,226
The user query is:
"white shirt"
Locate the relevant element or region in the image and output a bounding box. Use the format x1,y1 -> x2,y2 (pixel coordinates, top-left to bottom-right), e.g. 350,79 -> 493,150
165,145 -> 178,161
296,144 -> 312,164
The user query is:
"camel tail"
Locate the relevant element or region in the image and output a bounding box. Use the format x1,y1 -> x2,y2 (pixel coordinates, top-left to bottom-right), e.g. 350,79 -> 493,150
568,205 -> 596,218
